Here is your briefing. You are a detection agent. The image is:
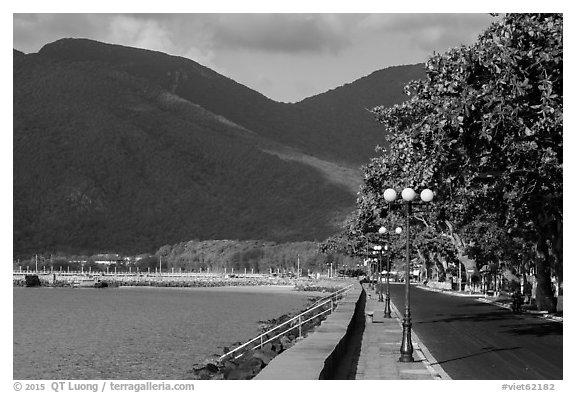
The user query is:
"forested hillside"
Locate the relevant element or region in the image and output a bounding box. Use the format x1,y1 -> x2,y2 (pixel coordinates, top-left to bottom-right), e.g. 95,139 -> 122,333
14,39 -> 424,257
13,50 -> 353,255
38,39 -> 424,165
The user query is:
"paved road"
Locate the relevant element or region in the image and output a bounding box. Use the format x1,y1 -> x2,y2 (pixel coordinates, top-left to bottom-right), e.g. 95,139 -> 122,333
388,283 -> 563,380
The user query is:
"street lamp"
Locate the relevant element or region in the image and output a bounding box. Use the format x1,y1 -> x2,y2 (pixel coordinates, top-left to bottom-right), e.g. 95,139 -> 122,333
354,231 -> 375,290
379,226 -> 402,318
384,187 -> 434,363
372,245 -> 384,302
365,256 -> 373,289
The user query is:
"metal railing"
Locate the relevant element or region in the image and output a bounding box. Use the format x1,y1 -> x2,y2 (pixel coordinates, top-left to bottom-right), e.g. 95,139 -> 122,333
219,284 -> 354,361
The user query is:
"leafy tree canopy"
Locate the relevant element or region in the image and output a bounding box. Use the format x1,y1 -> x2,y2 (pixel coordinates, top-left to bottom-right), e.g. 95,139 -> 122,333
353,14 -> 562,311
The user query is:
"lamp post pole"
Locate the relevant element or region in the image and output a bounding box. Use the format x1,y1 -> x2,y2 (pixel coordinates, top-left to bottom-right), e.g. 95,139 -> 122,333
384,242 -> 392,318
367,245 -> 374,290
379,226 -> 401,318
373,245 -> 384,302
384,187 -> 434,363
399,199 -> 414,362
378,227 -> 390,311
378,248 -> 384,302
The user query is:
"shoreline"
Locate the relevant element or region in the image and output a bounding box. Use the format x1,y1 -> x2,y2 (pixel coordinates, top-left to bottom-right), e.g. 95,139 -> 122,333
15,283 -> 332,298
14,272 -> 352,294
117,284 -> 309,294
191,283 -> 353,380
131,284 -> 332,298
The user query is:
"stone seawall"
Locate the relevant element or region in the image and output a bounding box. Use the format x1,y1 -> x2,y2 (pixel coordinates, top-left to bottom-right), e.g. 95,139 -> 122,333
13,273 -> 295,288
13,273 -> 352,290
254,282 -> 365,380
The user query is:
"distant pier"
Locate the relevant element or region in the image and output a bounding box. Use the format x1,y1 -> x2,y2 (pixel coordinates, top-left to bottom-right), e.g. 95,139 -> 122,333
12,271 -> 341,288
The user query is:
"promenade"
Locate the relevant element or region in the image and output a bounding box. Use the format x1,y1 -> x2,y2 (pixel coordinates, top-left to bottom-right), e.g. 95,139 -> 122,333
353,284 -> 449,380
255,282 -> 451,380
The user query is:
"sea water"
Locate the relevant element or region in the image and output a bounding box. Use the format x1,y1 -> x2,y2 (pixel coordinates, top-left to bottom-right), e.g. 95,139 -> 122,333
13,286 -> 312,379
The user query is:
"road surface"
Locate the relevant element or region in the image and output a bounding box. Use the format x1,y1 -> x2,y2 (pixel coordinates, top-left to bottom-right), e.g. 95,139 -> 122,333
388,283 -> 562,380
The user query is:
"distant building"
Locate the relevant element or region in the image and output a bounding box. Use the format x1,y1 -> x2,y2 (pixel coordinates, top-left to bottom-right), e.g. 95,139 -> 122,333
93,253 -> 123,265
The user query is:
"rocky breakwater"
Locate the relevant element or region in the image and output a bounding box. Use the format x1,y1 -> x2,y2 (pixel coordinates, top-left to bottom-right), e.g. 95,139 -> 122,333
187,282 -> 351,380
112,275 -> 296,288
13,273 -> 301,288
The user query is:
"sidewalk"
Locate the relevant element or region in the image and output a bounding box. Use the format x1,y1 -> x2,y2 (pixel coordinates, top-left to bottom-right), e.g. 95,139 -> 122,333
353,285 -> 450,380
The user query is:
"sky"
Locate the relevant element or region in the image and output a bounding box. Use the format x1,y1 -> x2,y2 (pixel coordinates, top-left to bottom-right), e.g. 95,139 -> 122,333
13,12 -> 498,103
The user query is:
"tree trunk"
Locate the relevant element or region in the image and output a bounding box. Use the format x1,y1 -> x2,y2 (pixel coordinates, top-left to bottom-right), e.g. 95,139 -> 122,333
534,238 -> 556,313
552,219 -> 563,296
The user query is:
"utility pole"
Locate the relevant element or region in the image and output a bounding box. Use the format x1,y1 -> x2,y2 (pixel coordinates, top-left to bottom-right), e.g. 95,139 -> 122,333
297,254 -> 300,278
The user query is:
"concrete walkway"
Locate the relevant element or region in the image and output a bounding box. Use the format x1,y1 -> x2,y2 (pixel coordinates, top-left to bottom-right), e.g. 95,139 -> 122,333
353,285 -> 450,380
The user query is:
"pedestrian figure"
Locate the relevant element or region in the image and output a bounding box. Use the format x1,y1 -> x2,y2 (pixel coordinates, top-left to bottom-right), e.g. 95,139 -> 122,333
511,289 -> 523,313
523,280 -> 533,305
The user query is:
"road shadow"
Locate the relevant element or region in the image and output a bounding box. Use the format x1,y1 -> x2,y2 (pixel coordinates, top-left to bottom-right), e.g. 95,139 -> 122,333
430,346 -> 522,366
416,310 -> 562,338
500,321 -> 563,337
416,311 -> 517,325
455,302 -> 497,307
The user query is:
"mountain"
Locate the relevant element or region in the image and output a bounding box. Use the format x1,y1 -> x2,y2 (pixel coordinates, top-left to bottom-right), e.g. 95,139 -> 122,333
13,39 -> 424,256
37,39 -> 425,165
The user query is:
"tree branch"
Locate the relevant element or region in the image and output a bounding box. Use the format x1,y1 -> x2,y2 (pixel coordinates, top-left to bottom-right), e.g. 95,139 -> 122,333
413,214 -> 430,227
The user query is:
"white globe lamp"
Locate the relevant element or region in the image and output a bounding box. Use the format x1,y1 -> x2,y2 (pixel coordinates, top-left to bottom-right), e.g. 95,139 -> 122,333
420,189 -> 434,202
401,188 -> 417,202
384,188 -> 397,202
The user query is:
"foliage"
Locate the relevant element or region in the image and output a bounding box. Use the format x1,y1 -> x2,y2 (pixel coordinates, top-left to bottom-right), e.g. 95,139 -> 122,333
135,256 -> 160,271
460,215 -> 522,266
355,14 -> 562,311
157,239 -> 355,274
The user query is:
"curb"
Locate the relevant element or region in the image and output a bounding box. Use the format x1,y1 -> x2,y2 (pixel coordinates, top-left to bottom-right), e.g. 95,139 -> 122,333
416,285 -> 483,298
475,297 -> 564,323
388,300 -> 452,380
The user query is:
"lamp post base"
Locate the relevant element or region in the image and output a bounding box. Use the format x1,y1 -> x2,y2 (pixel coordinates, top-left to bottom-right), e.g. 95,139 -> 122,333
398,318 -> 414,362
384,295 -> 392,318
398,353 -> 414,363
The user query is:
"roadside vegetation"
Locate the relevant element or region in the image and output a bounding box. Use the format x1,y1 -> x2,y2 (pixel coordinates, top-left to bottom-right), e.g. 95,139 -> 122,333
324,14 -> 562,313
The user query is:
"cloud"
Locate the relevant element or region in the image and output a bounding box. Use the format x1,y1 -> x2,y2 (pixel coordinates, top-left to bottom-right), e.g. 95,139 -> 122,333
358,13 -> 495,53
209,14 -> 359,54
107,15 -> 177,54
14,14 -> 103,53
13,13 -> 497,102
14,13 -> 494,59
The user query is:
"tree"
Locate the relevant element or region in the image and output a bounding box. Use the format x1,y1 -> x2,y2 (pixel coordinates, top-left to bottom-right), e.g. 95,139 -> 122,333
460,215 -> 522,268
136,256 -> 159,271
364,14 -> 562,311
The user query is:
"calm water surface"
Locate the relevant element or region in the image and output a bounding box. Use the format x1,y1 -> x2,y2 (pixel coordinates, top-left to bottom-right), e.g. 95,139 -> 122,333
13,286 -> 313,379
